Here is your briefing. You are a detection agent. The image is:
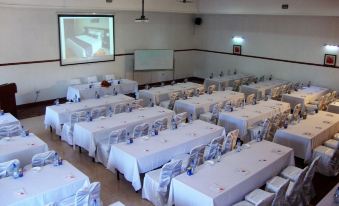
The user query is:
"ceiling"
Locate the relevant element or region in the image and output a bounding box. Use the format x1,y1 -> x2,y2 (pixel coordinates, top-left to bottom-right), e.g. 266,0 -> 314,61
0,0 -> 339,16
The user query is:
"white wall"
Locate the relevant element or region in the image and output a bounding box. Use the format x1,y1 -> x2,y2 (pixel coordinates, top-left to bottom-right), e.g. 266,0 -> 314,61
0,7 -> 195,105
193,14 -> 339,91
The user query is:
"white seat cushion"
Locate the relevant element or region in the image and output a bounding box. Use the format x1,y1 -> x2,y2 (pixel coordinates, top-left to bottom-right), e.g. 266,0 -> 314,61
232,201 -> 255,206
324,139 -> 339,150
199,112 -> 212,123
265,176 -> 289,193
280,166 -> 302,182
245,189 -> 274,206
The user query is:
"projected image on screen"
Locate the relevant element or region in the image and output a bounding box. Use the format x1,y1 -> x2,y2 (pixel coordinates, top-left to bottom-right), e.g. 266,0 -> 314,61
58,15 -> 115,66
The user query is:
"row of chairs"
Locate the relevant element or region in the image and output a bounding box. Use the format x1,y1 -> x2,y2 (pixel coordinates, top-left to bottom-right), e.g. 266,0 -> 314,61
270,83 -> 293,101
0,124 -> 22,138
305,91 -> 337,113
141,129 -> 240,206
70,74 -> 116,85
234,157 -> 320,206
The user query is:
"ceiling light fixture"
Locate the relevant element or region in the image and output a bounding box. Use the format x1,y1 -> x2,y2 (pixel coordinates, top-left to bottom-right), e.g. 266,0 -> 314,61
324,44 -> 339,51
232,36 -> 244,44
135,0 -> 149,23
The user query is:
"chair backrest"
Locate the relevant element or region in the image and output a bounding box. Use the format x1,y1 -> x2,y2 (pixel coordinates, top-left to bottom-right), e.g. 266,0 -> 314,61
114,103 -> 125,114
196,86 -> 205,95
0,159 -> 20,179
241,77 -> 249,85
211,103 -> 221,123
281,84 -> 288,94
222,129 -> 239,153
70,78 -> 81,85
303,156 -> 320,189
133,123 -> 149,138
108,129 -> 127,145
186,89 -> 195,97
32,150 -> 56,167
330,91 -> 337,102
168,92 -> 179,110
157,160 -> 182,194
260,118 -> 271,140
91,107 -> 107,119
75,182 -> 101,206
233,80 -> 241,91
324,92 -> 332,105
205,136 -> 224,160
70,110 -> 88,125
174,112 -> 187,125
289,166 -> 309,197
187,144 -> 205,169
271,178 -> 290,206
292,104 -> 302,119
0,124 -> 22,138
317,96 -> 326,111
132,99 -> 144,108
208,85 -> 216,94
246,94 -> 255,104
87,76 -> 98,84
153,118 -> 168,131
105,74 -> 115,81
271,87 -> 280,98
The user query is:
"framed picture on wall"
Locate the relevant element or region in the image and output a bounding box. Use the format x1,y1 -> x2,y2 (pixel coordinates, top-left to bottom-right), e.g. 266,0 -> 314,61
233,45 -> 242,55
324,54 -> 336,67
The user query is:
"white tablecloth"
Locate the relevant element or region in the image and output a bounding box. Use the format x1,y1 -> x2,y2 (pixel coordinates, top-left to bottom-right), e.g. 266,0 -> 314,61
316,183 -> 339,206
67,79 -> 138,101
107,120 -> 225,191
168,140 -> 294,206
0,113 -> 20,127
0,133 -> 48,166
328,100 -> 339,114
139,82 -> 203,106
274,111 -> 339,162
281,86 -> 329,109
174,91 -> 245,119
240,79 -> 288,99
73,106 -> 175,157
44,94 -> 135,135
204,74 -> 254,91
0,161 -> 90,206
218,100 -> 291,138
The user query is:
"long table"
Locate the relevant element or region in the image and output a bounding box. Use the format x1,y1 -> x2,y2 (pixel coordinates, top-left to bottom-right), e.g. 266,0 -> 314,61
168,140 -> 294,206
204,74 -> 254,91
44,94 -> 134,135
0,113 -> 20,128
107,120 -> 225,191
316,183 -> 339,206
281,86 -> 329,109
73,106 -> 175,157
274,111 -> 339,162
240,79 -> 288,99
0,161 -> 90,206
218,100 -> 291,138
67,79 -> 138,101
139,82 -> 203,106
327,100 -> 339,114
0,133 -> 48,166
174,91 -> 245,119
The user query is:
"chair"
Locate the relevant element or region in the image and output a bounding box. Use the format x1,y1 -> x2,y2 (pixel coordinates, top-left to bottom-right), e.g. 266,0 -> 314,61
96,129 -> 127,166
31,150 -> 57,167
132,99 -> 144,108
0,124 -> 22,138
186,144 -> 206,170
142,160 -> 182,206
87,76 -> 98,84
208,85 -> 217,94
205,136 -> 224,160
302,156 -> 320,205
153,118 -> 168,131
244,189 -> 275,206
90,107 -> 107,119
196,86 -> 205,95
0,159 -> 20,179
241,78 -> 249,86
185,88 -> 195,98
313,145 -> 338,176
334,133 -> 339,141
199,103 -> 221,124
58,182 -> 102,206
329,90 -> 337,103
222,129 -> 239,154
105,74 -> 115,81
246,94 -> 255,105
305,95 -> 325,113
69,78 -> 81,85
233,80 -> 241,92
323,139 -> 339,150
270,87 -> 280,100
249,119 -> 271,141
114,103 -> 125,114
61,110 -> 88,145
133,123 -> 149,138
160,92 -> 179,110
174,112 -> 187,126
265,176 -> 290,206
292,103 -> 302,121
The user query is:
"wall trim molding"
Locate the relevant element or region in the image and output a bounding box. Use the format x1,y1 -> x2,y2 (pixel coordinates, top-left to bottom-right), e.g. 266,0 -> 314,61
194,49 -> 339,69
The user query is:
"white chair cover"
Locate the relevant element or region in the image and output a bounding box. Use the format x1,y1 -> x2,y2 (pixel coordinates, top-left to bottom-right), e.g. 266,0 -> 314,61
286,166 -> 309,206
90,107 -> 107,119
187,144 -> 205,169
0,124 -> 22,138
32,150 -> 56,167
87,76 -> 98,84
61,110 -> 88,145
69,78 -> 81,85
208,84 -> 216,94
292,103 -> 302,120
222,129 -> 239,154
153,118 -> 168,131
167,92 -> 180,110
246,94 -> 255,105
312,145 -> 338,176
132,99 -> 144,109
324,139 -> 339,150
114,103 -> 125,114
302,156 -> 320,205
196,86 -> 205,95
245,189 -> 275,206
133,123 -> 149,138
0,159 -> 20,179
105,74 -> 115,81
334,133 -> 339,141
58,182 -> 102,206
185,88 -> 195,97
233,80 -> 241,92
205,136 -> 224,160
265,176 -> 289,206
174,112 -> 187,125
260,119 -> 271,140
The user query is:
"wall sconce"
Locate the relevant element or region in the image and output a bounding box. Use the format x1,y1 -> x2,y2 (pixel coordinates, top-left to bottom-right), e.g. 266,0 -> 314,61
324,44 -> 339,52
232,36 -> 244,44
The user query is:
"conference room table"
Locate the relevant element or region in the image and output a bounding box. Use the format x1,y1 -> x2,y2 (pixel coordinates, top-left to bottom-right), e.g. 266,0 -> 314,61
327,100 -> 339,114
107,120 -> 225,191
0,133 -> 48,166
218,100 -> 291,139
281,85 -> 329,109
139,82 -> 203,106
174,91 -> 245,119
0,161 -> 90,206
316,183 -> 339,206
168,140 -> 294,206
240,79 -> 288,99
73,106 -> 174,157
44,94 -> 134,135
66,79 -> 138,101
0,112 -> 20,127
274,111 -> 339,162
204,73 -> 254,91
